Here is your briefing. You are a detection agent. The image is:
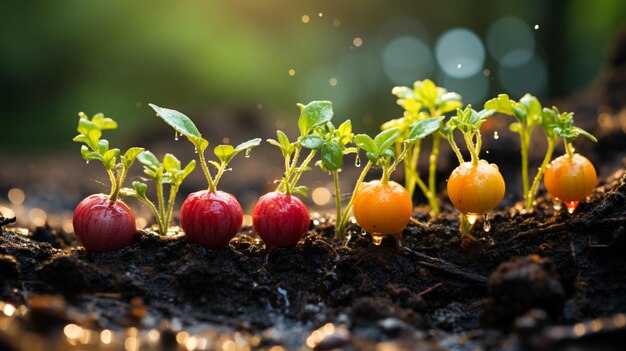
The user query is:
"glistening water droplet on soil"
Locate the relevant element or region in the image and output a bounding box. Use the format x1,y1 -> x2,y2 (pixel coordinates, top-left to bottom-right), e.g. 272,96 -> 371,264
565,201 -> 579,214
372,234 -> 383,246
483,213 -> 491,232
466,213 -> 479,225
553,198 -> 562,211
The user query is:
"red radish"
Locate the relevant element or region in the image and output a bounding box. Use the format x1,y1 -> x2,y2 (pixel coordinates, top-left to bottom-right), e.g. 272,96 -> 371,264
72,112 -> 144,252
252,192 -> 310,249
149,104 -> 261,248
180,190 -> 243,248
73,194 -> 137,252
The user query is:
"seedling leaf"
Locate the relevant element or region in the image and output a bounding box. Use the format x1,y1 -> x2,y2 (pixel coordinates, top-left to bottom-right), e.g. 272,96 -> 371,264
354,134 -> 377,154
374,128 -> 400,152
214,145 -> 235,163
321,140 -> 343,171
149,103 -> 201,138
297,100 -> 333,136
300,135 -> 325,149
138,151 -> 161,171
407,116 -> 443,141
163,153 -> 181,172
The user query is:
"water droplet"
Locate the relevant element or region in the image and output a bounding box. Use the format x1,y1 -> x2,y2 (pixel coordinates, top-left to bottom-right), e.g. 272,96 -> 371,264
466,213 -> 478,225
174,131 -> 179,141
327,171 -> 332,176
486,150 -> 490,154
553,197 -> 562,211
372,234 -> 383,246
225,168 -> 233,172
354,154 -> 361,167
457,63 -> 462,69
85,160 -> 89,164
565,201 -> 579,214
194,148 -> 199,154
483,213 -> 491,232
337,168 -> 343,173
245,148 -> 251,158
493,131 -> 499,140
534,24 -> 540,30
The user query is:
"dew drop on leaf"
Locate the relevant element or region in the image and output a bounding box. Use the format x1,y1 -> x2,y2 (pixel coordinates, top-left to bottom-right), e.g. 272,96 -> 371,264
245,148 -> 251,158
493,131 -> 499,140
174,131 -> 179,141
354,154 -> 361,167
85,160 -> 89,165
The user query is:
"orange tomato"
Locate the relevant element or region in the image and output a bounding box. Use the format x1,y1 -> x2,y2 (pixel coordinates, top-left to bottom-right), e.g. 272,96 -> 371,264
353,180 -> 412,235
447,161 -> 505,214
544,153 -> 596,202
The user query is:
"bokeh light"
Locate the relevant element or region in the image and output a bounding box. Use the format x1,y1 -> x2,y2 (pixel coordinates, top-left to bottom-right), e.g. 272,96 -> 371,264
498,54 -> 548,97
382,36 -> 434,85
435,28 -> 485,79
487,17 -> 535,67
439,73 -> 490,105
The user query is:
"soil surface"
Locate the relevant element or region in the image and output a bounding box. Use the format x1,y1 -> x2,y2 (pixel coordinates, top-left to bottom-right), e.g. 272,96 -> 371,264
0,164 -> 625,350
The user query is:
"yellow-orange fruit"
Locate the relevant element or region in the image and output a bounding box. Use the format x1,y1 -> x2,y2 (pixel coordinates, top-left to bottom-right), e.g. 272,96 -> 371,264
353,180 -> 412,234
544,153 -> 596,202
447,161 -> 505,214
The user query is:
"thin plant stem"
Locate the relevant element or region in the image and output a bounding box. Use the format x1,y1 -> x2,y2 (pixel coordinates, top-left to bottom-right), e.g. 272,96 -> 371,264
288,149 -> 317,191
526,138 -> 555,208
106,169 -> 118,201
210,161 -> 228,193
448,134 -> 465,165
428,133 -> 441,215
196,147 -> 214,192
336,161 -> 372,238
165,184 -> 179,233
564,140 -> 575,158
333,170 -> 341,230
463,133 -> 479,165
156,176 -> 166,232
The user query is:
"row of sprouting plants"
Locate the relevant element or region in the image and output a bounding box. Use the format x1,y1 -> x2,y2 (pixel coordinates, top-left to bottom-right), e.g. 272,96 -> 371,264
72,80 -> 597,252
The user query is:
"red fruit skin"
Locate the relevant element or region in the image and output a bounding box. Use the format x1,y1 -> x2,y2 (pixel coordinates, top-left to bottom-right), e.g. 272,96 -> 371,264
72,194 -> 137,252
180,190 -> 243,248
252,192 -> 310,249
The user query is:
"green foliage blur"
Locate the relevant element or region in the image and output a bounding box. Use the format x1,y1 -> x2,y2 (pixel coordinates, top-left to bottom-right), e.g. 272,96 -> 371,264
0,0 -> 624,152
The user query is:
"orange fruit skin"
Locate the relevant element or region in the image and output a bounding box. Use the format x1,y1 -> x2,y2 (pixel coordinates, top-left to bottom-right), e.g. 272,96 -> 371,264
544,153 -> 596,202
447,161 -> 505,214
353,180 -> 413,235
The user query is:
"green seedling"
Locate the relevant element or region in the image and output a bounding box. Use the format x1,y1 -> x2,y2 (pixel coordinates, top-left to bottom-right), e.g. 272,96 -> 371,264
384,79 -> 462,215
121,151 -> 195,235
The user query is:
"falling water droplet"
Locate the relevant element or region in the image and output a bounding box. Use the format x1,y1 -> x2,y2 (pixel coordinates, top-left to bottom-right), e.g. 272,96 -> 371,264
245,148 -> 251,158
354,154 -> 361,167
565,201 -> 579,214
85,160 -> 90,165
553,197 -> 562,211
494,131 -> 499,140
174,131 -> 179,141
483,214 -> 491,232
194,148 -> 199,154
225,168 -> 233,172
466,213 -> 478,225
327,171 -> 332,176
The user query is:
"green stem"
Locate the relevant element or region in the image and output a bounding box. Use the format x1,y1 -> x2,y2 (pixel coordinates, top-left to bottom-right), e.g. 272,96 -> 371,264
428,133 -> 441,215
197,148 -> 215,191
333,170 -> 341,234
564,140 -> 575,158
337,161 -> 373,238
448,133 -> 465,165
156,176 -> 166,234
526,138 -> 556,208
165,184 -> 179,233
140,197 -> 162,233
463,132 -> 479,165
210,161 -> 228,193
459,213 -> 474,239
288,149 -> 317,191
520,127 -> 530,206
106,168 -> 119,202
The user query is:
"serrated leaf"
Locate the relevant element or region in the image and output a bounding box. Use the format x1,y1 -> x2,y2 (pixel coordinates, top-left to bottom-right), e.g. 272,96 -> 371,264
297,101 -> 333,136
214,145 -> 235,163
299,135 -> 325,149
138,151 -> 161,171
234,138 -> 262,153
354,134 -> 377,153
374,128 -> 400,151
407,116 -> 443,141
321,140 -> 343,171
163,153 -> 181,172
149,104 -> 201,139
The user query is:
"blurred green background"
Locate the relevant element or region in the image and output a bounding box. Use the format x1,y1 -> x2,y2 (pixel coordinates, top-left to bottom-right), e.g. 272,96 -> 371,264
1,0 -> 624,152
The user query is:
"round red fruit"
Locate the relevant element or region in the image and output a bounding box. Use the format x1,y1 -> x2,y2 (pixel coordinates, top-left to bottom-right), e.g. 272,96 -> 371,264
544,153 -> 596,202
180,190 -> 243,248
252,191 -> 310,249
73,194 -> 137,252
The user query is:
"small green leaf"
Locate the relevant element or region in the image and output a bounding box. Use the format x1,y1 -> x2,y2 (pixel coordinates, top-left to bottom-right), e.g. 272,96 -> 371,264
509,122 -> 522,133
209,160 -> 222,170
163,153 -> 181,172
192,136 -> 209,152
292,186 -> 309,198
132,181 -> 148,199
391,86 -> 416,99
374,128 -> 400,151
234,138 -> 262,153
92,113 -> 118,130
420,79 -> 438,105
484,94 -> 516,116
337,120 -> 353,145
520,94 -> 542,124
297,100 -> 333,136
138,151 -> 161,171
121,147 -> 144,168
149,103 -> 201,138
300,135 -> 325,149
181,160 -> 196,179
381,147 -> 396,160
72,135 -> 89,144
120,187 -> 137,197
214,145 -> 235,163
96,139 -> 110,154
407,116 -> 443,141
573,127 -> 597,142
541,108 -> 558,139
321,141 -> 343,171
354,134 -> 377,153
102,149 -> 120,170
80,145 -> 104,162
276,130 -> 290,150
365,151 -> 380,163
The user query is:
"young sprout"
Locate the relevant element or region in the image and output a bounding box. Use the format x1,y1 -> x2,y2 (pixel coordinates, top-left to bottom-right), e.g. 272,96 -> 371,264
349,117 -> 443,246
253,101 -> 334,249
384,79 -> 462,215
444,106 -> 504,240
121,151 -> 195,235
72,112 -> 144,251
149,104 -> 261,248
541,107 -> 597,213
484,94 -> 542,209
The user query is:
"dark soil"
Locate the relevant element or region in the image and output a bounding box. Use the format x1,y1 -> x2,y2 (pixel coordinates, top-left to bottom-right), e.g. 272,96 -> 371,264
0,164 -> 625,350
